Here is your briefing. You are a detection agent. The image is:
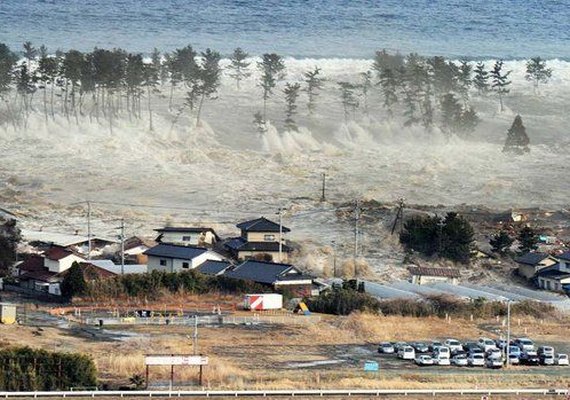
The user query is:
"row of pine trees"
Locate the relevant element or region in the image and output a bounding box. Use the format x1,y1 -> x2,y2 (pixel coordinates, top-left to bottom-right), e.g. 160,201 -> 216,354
0,42 -> 554,137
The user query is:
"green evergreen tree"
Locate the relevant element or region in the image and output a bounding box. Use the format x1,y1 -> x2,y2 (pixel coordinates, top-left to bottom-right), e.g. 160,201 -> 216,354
490,60 -> 512,112
457,60 -> 472,104
0,219 -> 20,277
303,67 -> 324,115
525,57 -> 552,93
337,81 -> 359,123
359,70 -> 373,117
440,93 -> 462,136
257,53 -> 286,120
517,226 -> 539,254
503,114 -> 530,154
60,262 -> 87,299
227,47 -> 251,90
193,48 -> 221,125
490,230 -> 514,255
0,43 -> 17,98
440,212 -> 474,263
283,82 -> 301,131
473,62 -> 489,95
22,41 -> 37,69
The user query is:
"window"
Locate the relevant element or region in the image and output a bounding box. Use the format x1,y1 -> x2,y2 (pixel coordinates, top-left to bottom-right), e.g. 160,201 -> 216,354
264,234 -> 275,241
182,236 -> 192,242
160,259 -> 167,266
182,262 -> 190,269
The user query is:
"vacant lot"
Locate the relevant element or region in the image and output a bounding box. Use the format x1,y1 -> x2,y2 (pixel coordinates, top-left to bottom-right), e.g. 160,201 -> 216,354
1,310 -> 569,390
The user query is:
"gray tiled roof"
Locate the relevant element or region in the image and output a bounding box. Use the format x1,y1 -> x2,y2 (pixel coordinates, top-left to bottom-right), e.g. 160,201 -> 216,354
236,217 -> 290,233
224,237 -> 291,253
536,264 -> 570,280
514,252 -> 551,266
197,260 -> 232,276
559,251 -> 570,262
144,244 -> 207,260
225,260 -> 311,285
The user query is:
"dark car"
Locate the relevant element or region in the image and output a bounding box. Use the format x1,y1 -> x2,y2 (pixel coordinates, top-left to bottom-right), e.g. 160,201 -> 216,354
412,342 -> 430,353
429,341 -> 443,352
463,342 -> 479,353
520,351 -> 540,365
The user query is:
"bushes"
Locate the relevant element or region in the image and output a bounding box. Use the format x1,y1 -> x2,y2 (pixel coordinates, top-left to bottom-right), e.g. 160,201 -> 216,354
0,347 -> 97,391
305,286 -> 381,315
87,270 -> 268,300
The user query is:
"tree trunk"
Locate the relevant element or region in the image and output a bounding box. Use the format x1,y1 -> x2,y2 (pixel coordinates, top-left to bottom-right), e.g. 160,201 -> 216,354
147,86 -> 153,131
196,93 -> 205,126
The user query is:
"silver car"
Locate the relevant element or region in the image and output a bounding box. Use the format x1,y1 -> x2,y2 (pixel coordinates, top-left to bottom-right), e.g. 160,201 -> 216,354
468,353 -> 485,367
378,342 -> 395,354
451,354 -> 468,366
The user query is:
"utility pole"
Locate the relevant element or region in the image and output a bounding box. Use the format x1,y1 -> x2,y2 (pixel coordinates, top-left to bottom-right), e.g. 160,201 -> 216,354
354,200 -> 360,260
506,299 -> 511,368
120,218 -> 125,275
87,201 -> 92,260
193,315 -> 198,355
278,207 -> 283,263
320,173 -> 326,202
391,198 -> 405,235
332,240 -> 337,277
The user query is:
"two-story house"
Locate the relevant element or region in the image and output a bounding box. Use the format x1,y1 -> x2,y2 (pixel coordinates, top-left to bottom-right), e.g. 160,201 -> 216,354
514,252 -> 558,279
224,217 -> 292,262
145,243 -> 225,273
154,227 -> 219,248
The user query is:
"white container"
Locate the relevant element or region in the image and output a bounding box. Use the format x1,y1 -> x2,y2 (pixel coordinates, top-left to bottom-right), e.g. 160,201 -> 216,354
243,294 -> 283,311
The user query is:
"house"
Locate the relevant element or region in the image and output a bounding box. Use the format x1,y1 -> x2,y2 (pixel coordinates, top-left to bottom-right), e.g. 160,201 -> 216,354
43,247 -> 86,273
21,229 -> 117,257
88,259 -> 147,275
225,217 -> 292,262
224,260 -> 313,296
196,260 -> 232,276
558,251 -> 570,272
145,244 -> 225,273
515,252 -> 558,279
154,227 -> 219,247
408,266 -> 461,285
536,265 -> 570,293
122,236 -> 156,264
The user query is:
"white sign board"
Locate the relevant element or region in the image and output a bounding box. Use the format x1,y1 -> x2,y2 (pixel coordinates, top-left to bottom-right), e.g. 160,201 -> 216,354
145,355 -> 208,366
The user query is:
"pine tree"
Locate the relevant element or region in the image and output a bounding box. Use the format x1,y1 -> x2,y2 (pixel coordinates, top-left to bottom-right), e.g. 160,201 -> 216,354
257,53 -> 286,120
283,82 -> 301,131
194,48 -> 221,125
372,49 -> 404,76
517,226 -> 539,254
62,50 -> 84,121
303,67 -> 324,115
142,59 -> 160,131
125,53 -> 145,118
0,219 -> 21,277
503,114 -> 530,154
421,88 -> 434,131
60,262 -> 87,298
22,41 -> 37,69
440,93 -> 462,136
378,67 -> 399,117
427,56 -> 459,96
473,62 -> 489,95
458,106 -> 480,136
337,81 -> 359,123
440,212 -> 474,264
457,60 -> 472,104
37,54 -> 58,121
228,47 -> 251,90
490,60 -> 511,112
0,43 -> 17,98
490,230 -> 514,255
525,57 -> 552,94
359,70 -> 373,117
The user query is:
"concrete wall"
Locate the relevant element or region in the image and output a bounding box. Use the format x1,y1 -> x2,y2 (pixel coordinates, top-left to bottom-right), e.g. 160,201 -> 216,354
45,254 -> 85,273
147,251 -> 224,273
411,275 -> 457,285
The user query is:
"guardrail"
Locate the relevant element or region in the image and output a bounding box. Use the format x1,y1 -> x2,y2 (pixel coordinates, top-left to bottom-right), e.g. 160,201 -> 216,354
0,388 -> 568,398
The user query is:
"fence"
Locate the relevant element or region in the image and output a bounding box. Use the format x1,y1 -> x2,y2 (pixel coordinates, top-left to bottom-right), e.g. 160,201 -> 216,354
0,388 -> 568,398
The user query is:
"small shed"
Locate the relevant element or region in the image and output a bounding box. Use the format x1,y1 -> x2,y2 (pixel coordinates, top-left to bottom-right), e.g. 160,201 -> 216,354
0,303 -> 17,324
408,266 -> 460,285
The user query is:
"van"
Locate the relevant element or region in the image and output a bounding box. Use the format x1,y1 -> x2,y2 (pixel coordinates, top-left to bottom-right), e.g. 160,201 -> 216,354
433,346 -> 450,359
397,346 -> 415,360
478,337 -> 497,352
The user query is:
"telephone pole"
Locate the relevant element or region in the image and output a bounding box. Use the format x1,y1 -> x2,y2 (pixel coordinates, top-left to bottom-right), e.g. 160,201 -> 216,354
320,173 -> 326,202
354,200 -> 360,260
278,207 -> 283,262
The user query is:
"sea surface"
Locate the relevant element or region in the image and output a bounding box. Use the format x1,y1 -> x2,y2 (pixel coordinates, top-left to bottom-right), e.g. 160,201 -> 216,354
0,0 -> 569,59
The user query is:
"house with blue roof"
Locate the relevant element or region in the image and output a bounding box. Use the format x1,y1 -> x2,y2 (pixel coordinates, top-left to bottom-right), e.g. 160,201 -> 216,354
145,243 -> 225,273
225,217 -> 292,262
514,252 -> 558,279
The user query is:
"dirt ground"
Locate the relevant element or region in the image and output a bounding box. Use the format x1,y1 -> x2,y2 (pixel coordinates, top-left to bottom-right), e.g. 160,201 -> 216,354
1,309 -> 570,391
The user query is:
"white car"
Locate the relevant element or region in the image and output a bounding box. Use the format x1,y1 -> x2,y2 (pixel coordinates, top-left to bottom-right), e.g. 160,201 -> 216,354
468,353 -> 485,367
415,355 -> 434,366
378,342 -> 395,354
486,357 -> 503,369
540,354 -> 555,365
433,346 -> 451,359
486,348 -> 502,360
433,354 -> 451,366
538,346 -> 555,357
478,337 -> 497,352
556,354 -> 569,366
398,346 -> 415,360
515,338 -> 535,352
444,339 -> 463,353
451,354 -> 468,366
508,354 -> 520,365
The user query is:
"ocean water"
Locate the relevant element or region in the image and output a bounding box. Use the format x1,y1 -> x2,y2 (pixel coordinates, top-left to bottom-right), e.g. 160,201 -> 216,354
0,0 -> 569,59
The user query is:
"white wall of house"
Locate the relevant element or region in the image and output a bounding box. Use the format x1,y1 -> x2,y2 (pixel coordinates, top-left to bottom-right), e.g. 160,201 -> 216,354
245,232 -> 284,242
411,275 -> 457,285
147,251 -> 224,273
538,276 -> 570,292
559,259 -> 570,272
44,254 -> 85,273
160,231 -> 217,246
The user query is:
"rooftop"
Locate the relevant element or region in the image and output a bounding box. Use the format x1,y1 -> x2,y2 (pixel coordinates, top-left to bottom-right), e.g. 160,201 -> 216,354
515,252 -> 552,266
22,229 -> 117,248
225,237 -> 291,253
197,260 -> 232,276
537,265 -> 570,281
144,244 -> 209,260
558,251 -> 570,262
408,266 -> 461,278
236,217 -> 290,233
225,260 -> 311,285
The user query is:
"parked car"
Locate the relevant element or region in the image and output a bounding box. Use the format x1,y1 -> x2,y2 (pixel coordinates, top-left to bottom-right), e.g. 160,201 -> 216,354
508,345 -> 521,358
540,354 -> 555,366
429,341 -> 443,352
520,350 -> 540,365
468,353 -> 485,367
538,346 -> 555,357
495,338 -> 508,349
393,342 -> 408,352
398,346 -> 415,360
478,337 -> 497,352
451,354 -> 468,366
378,342 -> 395,354
463,342 -> 479,353
469,347 -> 484,356
508,353 -> 520,365
444,339 -> 463,353
433,354 -> 451,366
514,338 -> 535,352
555,354 -> 569,366
486,348 -> 502,360
415,354 -> 434,366
412,342 -> 430,353
433,346 -> 451,359
485,357 -> 503,369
